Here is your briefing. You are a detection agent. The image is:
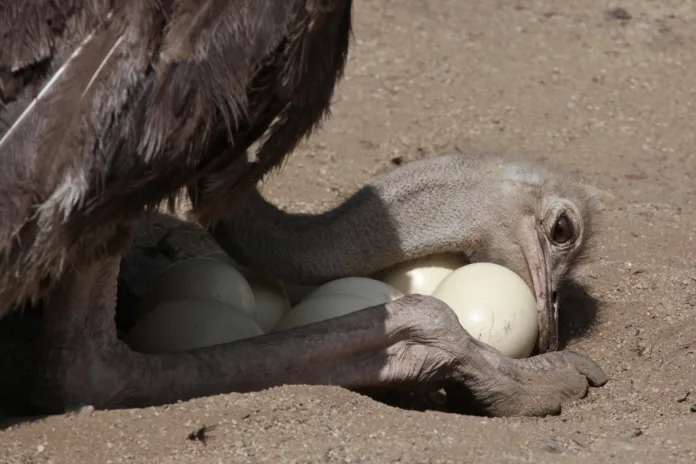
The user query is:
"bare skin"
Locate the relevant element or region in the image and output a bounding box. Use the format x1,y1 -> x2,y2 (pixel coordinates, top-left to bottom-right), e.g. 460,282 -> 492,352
1,1 -> 606,416
32,153 -> 606,416
213,155 -> 598,354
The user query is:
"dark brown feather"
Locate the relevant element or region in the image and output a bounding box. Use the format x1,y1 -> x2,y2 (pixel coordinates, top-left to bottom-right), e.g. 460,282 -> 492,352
0,0 -> 352,316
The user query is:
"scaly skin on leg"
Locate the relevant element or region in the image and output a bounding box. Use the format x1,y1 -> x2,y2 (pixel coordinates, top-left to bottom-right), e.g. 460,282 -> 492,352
30,257 -> 606,416
31,256 -> 132,411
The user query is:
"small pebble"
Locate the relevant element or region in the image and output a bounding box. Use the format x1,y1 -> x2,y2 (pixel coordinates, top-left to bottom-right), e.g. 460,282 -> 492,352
620,428 -> 643,440
542,441 -> 564,454
570,433 -> 589,448
606,7 -> 632,21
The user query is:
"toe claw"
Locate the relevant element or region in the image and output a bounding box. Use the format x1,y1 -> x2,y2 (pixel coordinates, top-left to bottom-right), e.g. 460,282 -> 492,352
563,350 -> 608,387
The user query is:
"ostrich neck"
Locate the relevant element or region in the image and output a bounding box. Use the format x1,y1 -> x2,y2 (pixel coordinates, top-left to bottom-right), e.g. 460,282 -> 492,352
212,157 -> 497,284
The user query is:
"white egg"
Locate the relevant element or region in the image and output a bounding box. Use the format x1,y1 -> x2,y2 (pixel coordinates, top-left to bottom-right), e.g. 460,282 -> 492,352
272,294 -> 377,332
283,282 -> 319,306
245,274 -> 291,333
201,250 -> 241,268
301,277 -> 404,306
431,262 -> 539,359
138,257 -> 256,319
373,253 -> 470,296
200,250 -> 291,332
126,299 -> 264,353
201,249 -> 317,306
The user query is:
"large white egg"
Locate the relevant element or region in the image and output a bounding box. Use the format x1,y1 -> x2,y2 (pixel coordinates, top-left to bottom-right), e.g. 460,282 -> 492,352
201,250 -> 290,332
245,274 -> 291,333
431,262 -> 539,359
126,299 -> 264,353
283,282 -> 319,306
372,253 -> 470,296
301,277 -> 404,306
201,250 -> 241,269
201,249 -> 318,306
272,294 -> 377,332
138,257 -> 256,319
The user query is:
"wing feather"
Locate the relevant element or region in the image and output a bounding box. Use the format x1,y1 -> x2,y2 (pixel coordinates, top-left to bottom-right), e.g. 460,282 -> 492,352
0,0 -> 352,313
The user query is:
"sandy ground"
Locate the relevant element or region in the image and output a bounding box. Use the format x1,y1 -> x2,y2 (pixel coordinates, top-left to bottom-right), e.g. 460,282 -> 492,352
2,0 -> 696,462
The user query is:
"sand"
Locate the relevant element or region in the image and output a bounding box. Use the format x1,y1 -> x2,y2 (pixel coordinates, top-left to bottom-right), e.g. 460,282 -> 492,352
1,0 -> 695,462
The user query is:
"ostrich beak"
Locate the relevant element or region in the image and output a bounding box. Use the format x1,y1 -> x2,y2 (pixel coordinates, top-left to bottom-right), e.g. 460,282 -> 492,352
522,226 -> 558,353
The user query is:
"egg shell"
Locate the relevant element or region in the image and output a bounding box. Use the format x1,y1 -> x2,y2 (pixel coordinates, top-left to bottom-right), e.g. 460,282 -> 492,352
201,250 -> 241,268
301,277 -> 404,306
283,282 -> 319,306
201,250 -> 291,331
373,253 -> 470,296
273,294 -> 376,332
432,262 -> 539,359
201,249 -> 317,306
137,257 -> 256,319
126,299 -> 264,353
245,274 -> 292,333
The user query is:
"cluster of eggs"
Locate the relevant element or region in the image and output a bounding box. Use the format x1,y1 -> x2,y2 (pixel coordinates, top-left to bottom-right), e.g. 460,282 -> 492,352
126,252 -> 540,359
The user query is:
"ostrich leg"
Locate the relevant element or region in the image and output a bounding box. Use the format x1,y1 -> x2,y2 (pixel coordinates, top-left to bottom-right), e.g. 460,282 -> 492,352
28,253 -> 606,417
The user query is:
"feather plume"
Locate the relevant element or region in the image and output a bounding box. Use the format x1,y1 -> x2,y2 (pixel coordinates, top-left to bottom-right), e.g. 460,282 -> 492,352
0,0 -> 353,318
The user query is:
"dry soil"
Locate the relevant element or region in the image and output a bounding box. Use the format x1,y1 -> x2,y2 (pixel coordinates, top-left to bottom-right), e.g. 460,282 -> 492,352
1,0 -> 696,462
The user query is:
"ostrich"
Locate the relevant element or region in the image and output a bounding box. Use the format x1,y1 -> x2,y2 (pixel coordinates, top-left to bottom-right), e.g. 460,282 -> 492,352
0,0 -> 606,416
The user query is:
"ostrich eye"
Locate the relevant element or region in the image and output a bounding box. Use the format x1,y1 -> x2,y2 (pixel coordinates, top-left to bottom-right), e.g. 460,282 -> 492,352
551,212 -> 574,244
